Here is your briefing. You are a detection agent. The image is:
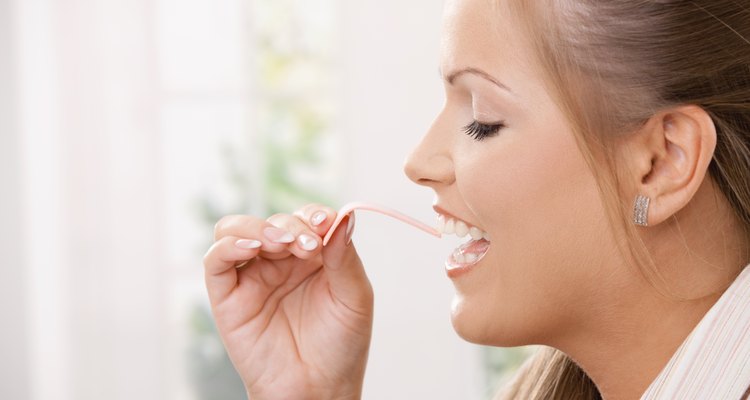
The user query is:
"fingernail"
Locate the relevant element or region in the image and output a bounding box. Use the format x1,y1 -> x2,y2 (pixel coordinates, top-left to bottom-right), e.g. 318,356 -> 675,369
235,239 -> 262,249
297,234 -> 319,251
263,227 -> 295,244
311,211 -> 327,226
345,212 -> 356,245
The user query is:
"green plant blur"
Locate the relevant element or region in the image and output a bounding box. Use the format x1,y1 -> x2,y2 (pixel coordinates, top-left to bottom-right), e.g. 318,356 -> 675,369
188,0 -> 339,398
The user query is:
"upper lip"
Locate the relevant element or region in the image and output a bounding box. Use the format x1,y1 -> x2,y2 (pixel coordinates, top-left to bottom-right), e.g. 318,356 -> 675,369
432,204 -> 484,231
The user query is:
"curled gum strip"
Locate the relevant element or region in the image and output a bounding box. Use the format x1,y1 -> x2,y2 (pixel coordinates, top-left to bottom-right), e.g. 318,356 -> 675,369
322,201 -> 442,246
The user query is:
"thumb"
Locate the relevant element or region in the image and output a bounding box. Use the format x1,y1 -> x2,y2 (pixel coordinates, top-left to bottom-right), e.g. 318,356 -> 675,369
321,213 -> 373,314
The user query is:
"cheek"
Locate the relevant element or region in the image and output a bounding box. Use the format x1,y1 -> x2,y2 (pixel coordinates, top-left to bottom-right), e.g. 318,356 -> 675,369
451,125 -> 613,345
459,125 -> 601,245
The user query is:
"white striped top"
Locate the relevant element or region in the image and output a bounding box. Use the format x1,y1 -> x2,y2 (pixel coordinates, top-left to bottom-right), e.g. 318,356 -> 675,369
641,263 -> 750,399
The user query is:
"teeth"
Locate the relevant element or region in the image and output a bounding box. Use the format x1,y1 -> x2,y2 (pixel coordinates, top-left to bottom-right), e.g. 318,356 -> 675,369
451,250 -> 479,265
455,221 -> 469,238
444,218 -> 455,235
437,215 -> 490,241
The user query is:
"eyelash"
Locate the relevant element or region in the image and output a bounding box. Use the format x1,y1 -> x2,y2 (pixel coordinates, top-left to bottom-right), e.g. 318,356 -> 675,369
462,120 -> 505,141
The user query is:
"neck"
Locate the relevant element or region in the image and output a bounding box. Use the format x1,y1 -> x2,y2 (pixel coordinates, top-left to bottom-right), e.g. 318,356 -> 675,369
562,287 -> 723,400
553,179 -> 748,400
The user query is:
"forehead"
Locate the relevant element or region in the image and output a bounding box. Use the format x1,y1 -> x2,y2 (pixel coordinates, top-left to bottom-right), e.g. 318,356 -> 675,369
440,0 -> 540,95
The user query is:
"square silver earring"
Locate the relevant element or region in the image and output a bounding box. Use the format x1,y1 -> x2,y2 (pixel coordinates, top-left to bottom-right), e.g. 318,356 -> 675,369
633,194 -> 650,227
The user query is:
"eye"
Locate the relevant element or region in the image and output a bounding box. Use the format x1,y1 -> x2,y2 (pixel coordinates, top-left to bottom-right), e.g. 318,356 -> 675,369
462,120 -> 505,141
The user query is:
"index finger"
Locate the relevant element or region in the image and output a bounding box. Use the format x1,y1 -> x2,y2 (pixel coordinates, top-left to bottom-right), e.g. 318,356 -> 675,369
292,204 -> 338,237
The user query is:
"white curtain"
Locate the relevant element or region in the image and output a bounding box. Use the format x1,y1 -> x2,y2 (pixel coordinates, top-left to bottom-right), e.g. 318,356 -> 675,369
12,0 -> 256,398
1,0 -> 29,398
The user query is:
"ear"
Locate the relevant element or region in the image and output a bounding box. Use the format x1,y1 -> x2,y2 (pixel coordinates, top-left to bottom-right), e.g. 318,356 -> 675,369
623,105 -> 717,227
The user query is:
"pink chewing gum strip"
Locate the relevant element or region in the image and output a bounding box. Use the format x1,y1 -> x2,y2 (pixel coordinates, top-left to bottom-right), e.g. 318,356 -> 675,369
322,201 -> 442,246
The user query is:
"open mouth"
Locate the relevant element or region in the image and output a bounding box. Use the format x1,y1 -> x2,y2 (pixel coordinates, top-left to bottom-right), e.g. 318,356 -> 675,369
436,214 -> 491,274
447,238 -> 491,268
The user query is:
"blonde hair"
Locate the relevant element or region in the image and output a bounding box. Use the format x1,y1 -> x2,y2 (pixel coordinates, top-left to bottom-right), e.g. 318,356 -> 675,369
493,1 -> 750,398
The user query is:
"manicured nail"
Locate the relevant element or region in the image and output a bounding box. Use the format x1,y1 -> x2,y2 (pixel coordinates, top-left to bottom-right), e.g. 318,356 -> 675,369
297,234 -> 319,251
311,211 -> 327,226
235,239 -> 262,249
345,212 -> 356,245
263,227 -> 295,244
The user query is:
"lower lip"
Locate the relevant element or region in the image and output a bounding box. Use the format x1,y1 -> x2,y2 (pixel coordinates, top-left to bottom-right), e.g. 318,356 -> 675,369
445,238 -> 491,279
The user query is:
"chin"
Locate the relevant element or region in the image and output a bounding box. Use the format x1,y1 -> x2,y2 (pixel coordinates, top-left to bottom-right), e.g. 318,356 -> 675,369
450,295 -> 492,344
450,295 -> 530,347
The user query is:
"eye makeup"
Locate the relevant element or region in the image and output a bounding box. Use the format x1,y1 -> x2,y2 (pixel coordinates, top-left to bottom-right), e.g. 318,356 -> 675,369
463,120 -> 505,141
467,89 -> 508,141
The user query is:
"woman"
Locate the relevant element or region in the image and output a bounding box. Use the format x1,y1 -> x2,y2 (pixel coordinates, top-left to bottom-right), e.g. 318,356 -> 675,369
203,0 -> 750,398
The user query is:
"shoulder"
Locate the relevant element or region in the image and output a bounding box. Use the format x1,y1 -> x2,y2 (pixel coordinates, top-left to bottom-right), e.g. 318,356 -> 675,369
642,265 -> 750,399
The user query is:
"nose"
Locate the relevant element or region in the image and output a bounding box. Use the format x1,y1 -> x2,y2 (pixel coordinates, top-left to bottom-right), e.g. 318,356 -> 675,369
403,115 -> 455,188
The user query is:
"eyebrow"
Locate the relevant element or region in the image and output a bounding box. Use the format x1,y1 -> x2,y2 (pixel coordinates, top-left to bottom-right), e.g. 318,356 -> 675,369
443,67 -> 514,94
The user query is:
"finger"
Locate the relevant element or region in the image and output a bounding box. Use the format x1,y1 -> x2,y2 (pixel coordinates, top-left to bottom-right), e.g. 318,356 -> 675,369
292,204 -> 338,237
214,214 -> 295,256
203,235 -> 263,304
266,213 -> 324,261
321,213 -> 373,315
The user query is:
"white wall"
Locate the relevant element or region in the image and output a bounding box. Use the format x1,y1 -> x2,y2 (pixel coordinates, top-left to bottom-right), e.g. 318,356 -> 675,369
339,1 -> 485,398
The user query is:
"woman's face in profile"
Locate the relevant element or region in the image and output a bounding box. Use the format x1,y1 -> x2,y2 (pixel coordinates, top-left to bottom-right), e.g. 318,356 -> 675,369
404,0 -> 623,346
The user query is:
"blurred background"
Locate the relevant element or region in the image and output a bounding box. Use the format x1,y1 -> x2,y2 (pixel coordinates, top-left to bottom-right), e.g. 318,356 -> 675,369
0,0 -> 537,398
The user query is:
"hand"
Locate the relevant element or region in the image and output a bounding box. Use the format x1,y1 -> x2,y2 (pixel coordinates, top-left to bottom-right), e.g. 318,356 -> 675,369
203,204 -> 374,399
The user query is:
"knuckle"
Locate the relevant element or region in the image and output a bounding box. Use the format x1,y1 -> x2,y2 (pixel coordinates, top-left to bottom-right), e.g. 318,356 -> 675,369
299,202 -> 322,210
314,205 -> 336,215
202,242 -> 219,266
298,203 -> 333,217
268,213 -> 308,232
214,215 -> 265,241
214,216 -> 232,235
265,213 -> 288,224
214,215 -> 246,236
